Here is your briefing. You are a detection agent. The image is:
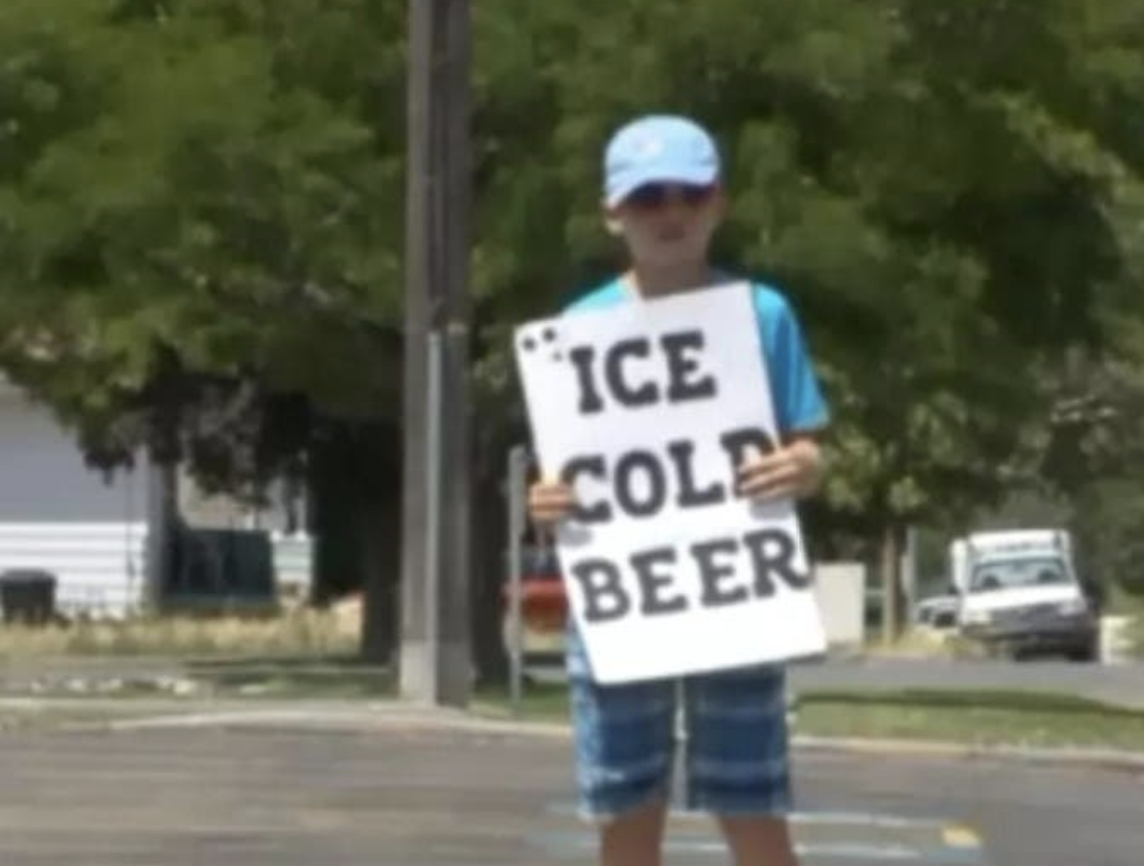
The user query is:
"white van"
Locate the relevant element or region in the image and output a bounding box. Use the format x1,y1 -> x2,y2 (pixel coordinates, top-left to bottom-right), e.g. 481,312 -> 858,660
949,529 -> 1098,661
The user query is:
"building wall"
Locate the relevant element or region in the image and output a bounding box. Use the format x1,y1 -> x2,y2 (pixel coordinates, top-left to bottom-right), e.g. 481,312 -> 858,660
0,386 -> 146,524
0,382 -> 311,615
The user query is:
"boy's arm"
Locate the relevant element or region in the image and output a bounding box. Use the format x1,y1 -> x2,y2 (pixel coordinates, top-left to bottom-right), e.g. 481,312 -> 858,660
739,288 -> 829,500
737,432 -> 824,500
763,292 -> 830,436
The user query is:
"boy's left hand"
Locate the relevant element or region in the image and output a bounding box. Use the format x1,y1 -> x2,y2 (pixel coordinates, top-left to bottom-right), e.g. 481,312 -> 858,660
736,438 -> 824,501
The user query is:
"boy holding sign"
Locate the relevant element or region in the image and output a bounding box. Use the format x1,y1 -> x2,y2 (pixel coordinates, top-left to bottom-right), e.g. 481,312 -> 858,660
529,115 -> 828,866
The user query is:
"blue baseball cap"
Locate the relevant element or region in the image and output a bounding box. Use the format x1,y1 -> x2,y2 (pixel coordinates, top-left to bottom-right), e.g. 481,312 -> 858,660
604,115 -> 721,207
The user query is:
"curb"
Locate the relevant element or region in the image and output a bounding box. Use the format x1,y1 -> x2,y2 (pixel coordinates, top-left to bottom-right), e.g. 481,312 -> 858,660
74,701 -> 1144,773
94,705 -> 575,740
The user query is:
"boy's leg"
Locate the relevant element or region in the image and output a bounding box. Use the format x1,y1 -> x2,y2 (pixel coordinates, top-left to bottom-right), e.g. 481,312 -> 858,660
600,798 -> 670,866
718,814 -> 799,866
683,664 -> 800,866
566,629 -> 676,866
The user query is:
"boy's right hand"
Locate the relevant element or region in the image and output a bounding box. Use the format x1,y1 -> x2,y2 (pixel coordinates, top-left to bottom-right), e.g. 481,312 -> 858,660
527,480 -> 577,527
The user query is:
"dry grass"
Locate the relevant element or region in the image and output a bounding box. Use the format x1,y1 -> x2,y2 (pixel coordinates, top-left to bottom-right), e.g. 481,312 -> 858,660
863,627 -> 974,659
0,605 -> 361,659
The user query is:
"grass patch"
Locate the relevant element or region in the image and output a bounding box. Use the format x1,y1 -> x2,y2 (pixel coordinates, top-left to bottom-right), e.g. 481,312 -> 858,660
798,689 -> 1144,751
185,656 -> 394,698
861,629 -> 973,659
0,608 -> 359,658
1122,616 -> 1144,659
474,681 -> 570,721
474,683 -> 1144,752
800,688 -> 1144,717
0,702 -> 179,731
0,610 -> 373,700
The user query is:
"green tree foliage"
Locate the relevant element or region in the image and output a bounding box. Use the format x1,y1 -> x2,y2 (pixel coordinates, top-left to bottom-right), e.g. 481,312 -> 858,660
2,0 -> 1144,657
0,0 -> 404,478
472,0 -> 1144,621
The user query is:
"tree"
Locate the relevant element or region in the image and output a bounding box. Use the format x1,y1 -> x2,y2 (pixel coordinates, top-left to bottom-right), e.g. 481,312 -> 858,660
472,0 -> 1144,637
2,0 -> 1143,668
0,0 -> 409,656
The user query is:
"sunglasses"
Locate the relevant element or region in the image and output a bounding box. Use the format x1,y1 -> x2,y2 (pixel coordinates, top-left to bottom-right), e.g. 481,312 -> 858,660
623,183 -> 716,210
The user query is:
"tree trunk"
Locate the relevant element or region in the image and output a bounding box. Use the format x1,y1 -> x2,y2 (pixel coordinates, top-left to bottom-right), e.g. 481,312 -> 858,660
470,457 -> 509,684
308,420 -> 402,663
144,456 -> 180,611
361,475 -> 401,664
307,431 -> 358,607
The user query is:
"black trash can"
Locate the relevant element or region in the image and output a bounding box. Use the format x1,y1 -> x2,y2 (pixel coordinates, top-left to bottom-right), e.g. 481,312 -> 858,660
0,570 -> 58,625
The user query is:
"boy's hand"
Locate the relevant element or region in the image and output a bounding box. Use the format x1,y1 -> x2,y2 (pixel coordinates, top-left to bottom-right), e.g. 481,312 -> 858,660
528,480 -> 577,527
736,438 -> 823,501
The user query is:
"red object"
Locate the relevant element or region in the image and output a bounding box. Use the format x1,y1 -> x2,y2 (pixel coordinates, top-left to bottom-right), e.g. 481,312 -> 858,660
503,577 -> 567,633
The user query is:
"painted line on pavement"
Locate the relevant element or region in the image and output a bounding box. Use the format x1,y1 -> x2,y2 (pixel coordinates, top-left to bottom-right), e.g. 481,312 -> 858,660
531,830 -> 984,863
546,801 -> 954,830
539,802 -> 984,863
942,824 -> 983,850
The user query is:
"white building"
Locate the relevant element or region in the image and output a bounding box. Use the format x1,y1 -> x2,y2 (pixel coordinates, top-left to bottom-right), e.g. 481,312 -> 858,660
0,377 -> 147,617
0,377 -> 310,618
0,377 -> 147,524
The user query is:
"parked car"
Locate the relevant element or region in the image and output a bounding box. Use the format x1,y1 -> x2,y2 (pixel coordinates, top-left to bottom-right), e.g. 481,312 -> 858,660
914,592 -> 961,633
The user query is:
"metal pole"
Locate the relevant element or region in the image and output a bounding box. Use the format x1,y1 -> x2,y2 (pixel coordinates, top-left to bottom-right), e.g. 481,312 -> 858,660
399,0 -> 473,707
424,332 -> 444,688
507,445 -> 528,716
398,0 -> 431,699
437,320 -> 473,704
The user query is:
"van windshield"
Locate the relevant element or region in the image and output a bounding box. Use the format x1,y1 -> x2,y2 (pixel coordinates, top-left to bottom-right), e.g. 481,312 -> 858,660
970,557 -> 1070,593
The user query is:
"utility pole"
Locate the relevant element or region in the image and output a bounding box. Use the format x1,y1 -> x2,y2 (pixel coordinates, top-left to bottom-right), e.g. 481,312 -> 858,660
398,0 -> 473,706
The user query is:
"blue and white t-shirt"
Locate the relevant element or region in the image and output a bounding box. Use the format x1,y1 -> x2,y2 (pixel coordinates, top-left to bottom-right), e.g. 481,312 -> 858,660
564,276 -> 829,435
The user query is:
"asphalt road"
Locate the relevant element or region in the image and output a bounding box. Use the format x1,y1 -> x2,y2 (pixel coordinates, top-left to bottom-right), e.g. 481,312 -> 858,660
0,712 -> 1139,866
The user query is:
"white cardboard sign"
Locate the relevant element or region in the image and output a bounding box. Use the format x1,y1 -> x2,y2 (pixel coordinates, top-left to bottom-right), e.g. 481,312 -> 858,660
514,282 -> 827,684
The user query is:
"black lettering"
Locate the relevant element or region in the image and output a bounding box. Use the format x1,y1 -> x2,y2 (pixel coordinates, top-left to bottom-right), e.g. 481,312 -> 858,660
743,529 -> 811,596
667,440 -> 725,508
720,427 -> 779,496
661,331 -> 717,403
604,338 -> 659,408
631,547 -> 688,616
560,456 -> 612,523
570,559 -> 631,623
568,346 -> 605,415
692,538 -> 749,607
614,451 -> 667,517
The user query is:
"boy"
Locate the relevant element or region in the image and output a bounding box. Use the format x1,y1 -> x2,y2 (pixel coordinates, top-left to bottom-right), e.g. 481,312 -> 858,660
528,114 -> 829,866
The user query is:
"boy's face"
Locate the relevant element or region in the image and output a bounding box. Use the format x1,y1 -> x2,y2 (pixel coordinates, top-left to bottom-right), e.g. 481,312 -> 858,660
606,183 -> 725,269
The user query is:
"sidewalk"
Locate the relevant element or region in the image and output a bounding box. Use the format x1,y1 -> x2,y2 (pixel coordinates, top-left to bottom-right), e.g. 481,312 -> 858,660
4,693 -> 1142,775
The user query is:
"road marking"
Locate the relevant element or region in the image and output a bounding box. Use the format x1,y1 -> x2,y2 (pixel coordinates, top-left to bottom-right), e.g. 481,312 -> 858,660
546,802 -> 954,829
532,831 -> 984,863
537,803 -> 985,863
942,824 -> 983,849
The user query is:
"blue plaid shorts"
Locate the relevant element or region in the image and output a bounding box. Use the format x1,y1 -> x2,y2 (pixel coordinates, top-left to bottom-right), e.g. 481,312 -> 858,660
566,627 -> 793,823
